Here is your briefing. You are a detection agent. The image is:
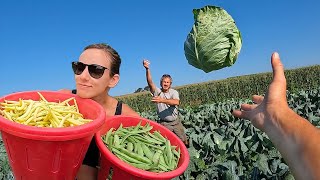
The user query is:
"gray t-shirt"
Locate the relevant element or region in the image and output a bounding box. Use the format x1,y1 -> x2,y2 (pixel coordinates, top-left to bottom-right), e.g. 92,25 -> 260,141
153,87 -> 180,121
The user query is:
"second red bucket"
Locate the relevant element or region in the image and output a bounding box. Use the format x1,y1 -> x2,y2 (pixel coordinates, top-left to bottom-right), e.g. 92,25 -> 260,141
95,115 -> 190,180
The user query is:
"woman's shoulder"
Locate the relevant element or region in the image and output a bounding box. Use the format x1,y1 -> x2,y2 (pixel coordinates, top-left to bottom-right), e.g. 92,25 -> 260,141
121,103 -> 140,117
58,89 -> 72,94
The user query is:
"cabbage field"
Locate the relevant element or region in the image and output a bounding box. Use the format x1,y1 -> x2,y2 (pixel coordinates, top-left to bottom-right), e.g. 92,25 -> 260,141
140,87 -> 320,179
0,137 -> 13,180
0,66 -> 319,179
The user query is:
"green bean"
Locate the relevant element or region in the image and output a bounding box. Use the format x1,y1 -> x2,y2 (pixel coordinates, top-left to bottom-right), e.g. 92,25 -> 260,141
102,128 -> 114,145
127,142 -> 134,152
152,149 -> 162,165
136,142 -> 144,157
153,131 -> 167,142
158,164 -> 169,172
165,140 -> 173,167
132,120 -> 142,131
114,124 -> 124,135
172,157 -> 178,169
133,142 -> 138,154
173,148 -> 181,159
159,153 -> 169,168
111,148 -> 145,164
126,136 -> 137,143
141,143 -> 154,160
113,134 -> 120,148
147,132 -> 165,143
113,146 -> 152,164
101,120 -> 182,172
132,134 -> 162,146
126,162 -> 153,171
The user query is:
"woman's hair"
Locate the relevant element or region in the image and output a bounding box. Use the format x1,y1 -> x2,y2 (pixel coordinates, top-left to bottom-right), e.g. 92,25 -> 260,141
84,43 -> 121,76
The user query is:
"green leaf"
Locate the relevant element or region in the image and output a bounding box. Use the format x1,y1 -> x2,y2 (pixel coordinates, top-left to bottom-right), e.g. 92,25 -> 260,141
254,154 -> 271,175
239,139 -> 248,152
189,147 -> 200,159
213,132 -> 223,145
284,173 -> 295,180
195,173 -> 208,180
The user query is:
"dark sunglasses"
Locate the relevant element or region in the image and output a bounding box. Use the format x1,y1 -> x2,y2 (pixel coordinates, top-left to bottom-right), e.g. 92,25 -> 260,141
72,61 -> 109,79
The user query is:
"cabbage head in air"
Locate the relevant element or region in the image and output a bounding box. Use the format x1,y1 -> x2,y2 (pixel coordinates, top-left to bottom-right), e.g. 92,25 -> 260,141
184,6 -> 242,73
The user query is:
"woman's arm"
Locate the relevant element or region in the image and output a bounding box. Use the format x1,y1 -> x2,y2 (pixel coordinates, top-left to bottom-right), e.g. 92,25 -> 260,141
122,104 -> 140,117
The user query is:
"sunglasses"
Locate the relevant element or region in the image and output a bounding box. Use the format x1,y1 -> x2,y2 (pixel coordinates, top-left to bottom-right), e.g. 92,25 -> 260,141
72,61 -> 109,79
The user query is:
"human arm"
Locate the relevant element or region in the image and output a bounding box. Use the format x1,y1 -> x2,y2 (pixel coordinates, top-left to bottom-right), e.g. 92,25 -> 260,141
151,89 -> 180,106
151,96 -> 180,106
58,89 -> 72,94
142,59 -> 156,94
232,52 -> 320,180
122,104 -> 140,117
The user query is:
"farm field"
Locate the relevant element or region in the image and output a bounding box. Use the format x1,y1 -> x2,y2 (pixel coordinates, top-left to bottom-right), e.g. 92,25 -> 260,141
141,86 -> 320,179
0,65 -> 319,180
118,65 -> 320,113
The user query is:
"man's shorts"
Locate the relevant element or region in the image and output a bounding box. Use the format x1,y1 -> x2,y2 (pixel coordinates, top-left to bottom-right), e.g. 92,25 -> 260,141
159,118 -> 187,142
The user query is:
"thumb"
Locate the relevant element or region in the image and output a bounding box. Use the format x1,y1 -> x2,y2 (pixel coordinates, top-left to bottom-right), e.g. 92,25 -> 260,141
271,52 -> 286,84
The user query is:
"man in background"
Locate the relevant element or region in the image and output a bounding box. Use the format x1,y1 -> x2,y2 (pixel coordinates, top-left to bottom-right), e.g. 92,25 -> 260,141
142,59 -> 188,146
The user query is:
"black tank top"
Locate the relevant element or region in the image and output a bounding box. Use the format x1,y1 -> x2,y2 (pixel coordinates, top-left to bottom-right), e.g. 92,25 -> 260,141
115,100 -> 122,115
72,89 -> 122,167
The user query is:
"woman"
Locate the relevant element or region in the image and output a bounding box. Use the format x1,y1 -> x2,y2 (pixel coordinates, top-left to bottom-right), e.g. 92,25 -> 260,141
60,43 -> 139,180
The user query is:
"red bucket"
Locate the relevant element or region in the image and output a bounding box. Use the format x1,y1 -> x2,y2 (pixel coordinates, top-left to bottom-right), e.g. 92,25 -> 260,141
95,115 -> 190,180
0,91 -> 106,180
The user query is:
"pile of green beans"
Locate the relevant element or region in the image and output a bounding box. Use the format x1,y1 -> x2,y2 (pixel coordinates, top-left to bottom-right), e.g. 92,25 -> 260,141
101,121 -> 181,173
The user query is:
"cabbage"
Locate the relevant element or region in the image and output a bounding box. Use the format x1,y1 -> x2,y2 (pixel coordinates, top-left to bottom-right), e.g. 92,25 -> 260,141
184,6 -> 242,73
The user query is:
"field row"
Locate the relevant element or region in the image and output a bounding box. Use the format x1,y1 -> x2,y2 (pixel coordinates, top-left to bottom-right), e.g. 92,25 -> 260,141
141,87 -> 320,179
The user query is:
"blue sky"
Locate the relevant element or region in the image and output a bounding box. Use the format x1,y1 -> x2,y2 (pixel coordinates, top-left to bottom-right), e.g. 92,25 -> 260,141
0,0 -> 319,97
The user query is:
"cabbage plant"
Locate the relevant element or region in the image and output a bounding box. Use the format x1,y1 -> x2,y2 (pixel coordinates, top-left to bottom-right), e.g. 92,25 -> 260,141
184,6 -> 242,73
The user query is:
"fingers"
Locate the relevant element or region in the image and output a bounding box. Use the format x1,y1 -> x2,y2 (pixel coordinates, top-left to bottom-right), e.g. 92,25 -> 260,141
232,109 -> 243,118
271,52 -> 286,84
232,101 -> 259,119
143,59 -> 150,64
252,95 -> 264,104
151,97 -> 157,102
241,104 -> 258,111
232,103 -> 257,119
142,59 -> 149,69
232,109 -> 249,119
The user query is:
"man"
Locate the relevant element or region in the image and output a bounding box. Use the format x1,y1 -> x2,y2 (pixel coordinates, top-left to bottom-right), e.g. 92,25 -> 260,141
142,59 -> 188,146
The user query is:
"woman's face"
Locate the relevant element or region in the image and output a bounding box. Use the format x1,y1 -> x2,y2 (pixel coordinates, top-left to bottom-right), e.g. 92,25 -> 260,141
74,48 -> 118,99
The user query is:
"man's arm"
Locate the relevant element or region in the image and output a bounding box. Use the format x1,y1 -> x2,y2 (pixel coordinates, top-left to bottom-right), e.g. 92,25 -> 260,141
266,107 -> 320,180
151,89 -> 180,106
151,97 -> 179,106
143,60 -> 156,93
232,52 -> 320,180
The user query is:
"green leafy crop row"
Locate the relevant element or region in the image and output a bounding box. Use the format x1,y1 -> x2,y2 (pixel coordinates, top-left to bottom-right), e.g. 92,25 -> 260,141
118,65 -> 320,113
0,136 -> 13,180
141,87 -> 320,180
